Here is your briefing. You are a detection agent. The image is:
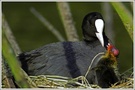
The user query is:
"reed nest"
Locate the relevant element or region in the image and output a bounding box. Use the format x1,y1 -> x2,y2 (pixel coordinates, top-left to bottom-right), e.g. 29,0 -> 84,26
2,74 -> 133,89
28,68 -> 134,88
2,54 -> 133,89
2,55 -> 133,89
29,74 -> 133,89
2,67 -> 133,88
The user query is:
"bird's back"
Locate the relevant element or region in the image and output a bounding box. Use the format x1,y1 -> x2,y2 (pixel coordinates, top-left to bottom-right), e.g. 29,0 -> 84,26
19,40 -> 106,78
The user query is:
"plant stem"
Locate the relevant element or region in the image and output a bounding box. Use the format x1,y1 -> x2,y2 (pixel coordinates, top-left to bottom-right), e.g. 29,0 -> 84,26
2,33 -> 37,88
57,2 -> 79,41
30,7 -> 65,42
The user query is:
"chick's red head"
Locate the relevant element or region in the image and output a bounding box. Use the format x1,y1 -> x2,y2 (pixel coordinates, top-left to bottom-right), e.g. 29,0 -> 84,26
107,44 -> 119,57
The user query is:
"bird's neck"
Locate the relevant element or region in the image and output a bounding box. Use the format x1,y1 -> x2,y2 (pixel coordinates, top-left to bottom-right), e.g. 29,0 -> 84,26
83,39 -> 102,48
83,32 -> 110,50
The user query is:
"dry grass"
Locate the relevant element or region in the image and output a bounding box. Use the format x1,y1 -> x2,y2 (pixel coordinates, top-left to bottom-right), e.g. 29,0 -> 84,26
2,74 -> 133,89
2,67 -> 133,88
29,74 -> 133,89
29,75 -> 100,89
110,78 -> 133,88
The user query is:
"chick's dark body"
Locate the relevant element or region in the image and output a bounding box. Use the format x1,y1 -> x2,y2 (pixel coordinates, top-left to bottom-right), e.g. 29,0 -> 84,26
19,40 -> 105,77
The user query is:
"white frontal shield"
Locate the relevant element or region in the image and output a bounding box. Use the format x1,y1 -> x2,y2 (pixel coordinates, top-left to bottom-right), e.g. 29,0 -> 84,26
95,19 -> 104,47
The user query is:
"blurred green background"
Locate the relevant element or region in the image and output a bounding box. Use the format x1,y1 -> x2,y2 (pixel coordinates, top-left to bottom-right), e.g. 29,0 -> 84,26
2,2 -> 133,73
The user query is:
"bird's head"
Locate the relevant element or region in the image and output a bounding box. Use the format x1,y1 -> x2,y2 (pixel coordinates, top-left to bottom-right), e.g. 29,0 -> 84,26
82,12 -> 117,51
100,44 -> 119,67
82,12 -> 105,47
107,44 -> 119,57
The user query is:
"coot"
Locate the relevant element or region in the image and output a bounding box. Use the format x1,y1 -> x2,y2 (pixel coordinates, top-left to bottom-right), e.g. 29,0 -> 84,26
19,12 -> 120,88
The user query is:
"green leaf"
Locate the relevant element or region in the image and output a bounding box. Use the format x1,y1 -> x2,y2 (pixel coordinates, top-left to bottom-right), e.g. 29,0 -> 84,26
2,32 -> 36,88
111,2 -> 133,41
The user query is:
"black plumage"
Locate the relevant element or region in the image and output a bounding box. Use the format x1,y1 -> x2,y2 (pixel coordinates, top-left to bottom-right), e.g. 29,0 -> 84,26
19,40 -> 105,77
18,12 -> 120,88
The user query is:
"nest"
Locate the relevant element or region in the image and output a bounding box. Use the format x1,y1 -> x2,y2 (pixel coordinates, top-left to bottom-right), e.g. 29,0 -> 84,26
2,74 -> 133,88
29,67 -> 134,89
2,67 -> 133,88
110,77 -> 133,88
29,75 -> 100,88
29,74 -> 133,89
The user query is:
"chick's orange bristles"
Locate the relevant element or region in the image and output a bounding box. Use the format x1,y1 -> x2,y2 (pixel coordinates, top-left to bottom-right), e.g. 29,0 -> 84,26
107,44 -> 113,51
107,44 -> 119,57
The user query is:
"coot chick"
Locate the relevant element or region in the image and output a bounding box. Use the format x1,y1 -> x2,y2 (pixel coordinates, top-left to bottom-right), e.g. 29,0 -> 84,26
19,12 -> 120,88
86,44 -> 120,88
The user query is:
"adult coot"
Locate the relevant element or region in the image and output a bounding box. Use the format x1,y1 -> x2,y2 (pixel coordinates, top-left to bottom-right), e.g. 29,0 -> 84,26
19,12 -> 120,88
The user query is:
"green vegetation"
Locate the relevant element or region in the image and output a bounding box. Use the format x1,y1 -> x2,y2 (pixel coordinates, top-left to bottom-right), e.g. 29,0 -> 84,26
2,32 -> 37,88
111,2 -> 133,41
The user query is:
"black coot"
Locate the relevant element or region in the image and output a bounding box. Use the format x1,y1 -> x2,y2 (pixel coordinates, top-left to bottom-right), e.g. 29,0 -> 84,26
19,12 -> 120,88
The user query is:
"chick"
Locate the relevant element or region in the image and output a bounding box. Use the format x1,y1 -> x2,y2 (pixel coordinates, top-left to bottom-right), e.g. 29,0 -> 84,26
86,44 -> 120,88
